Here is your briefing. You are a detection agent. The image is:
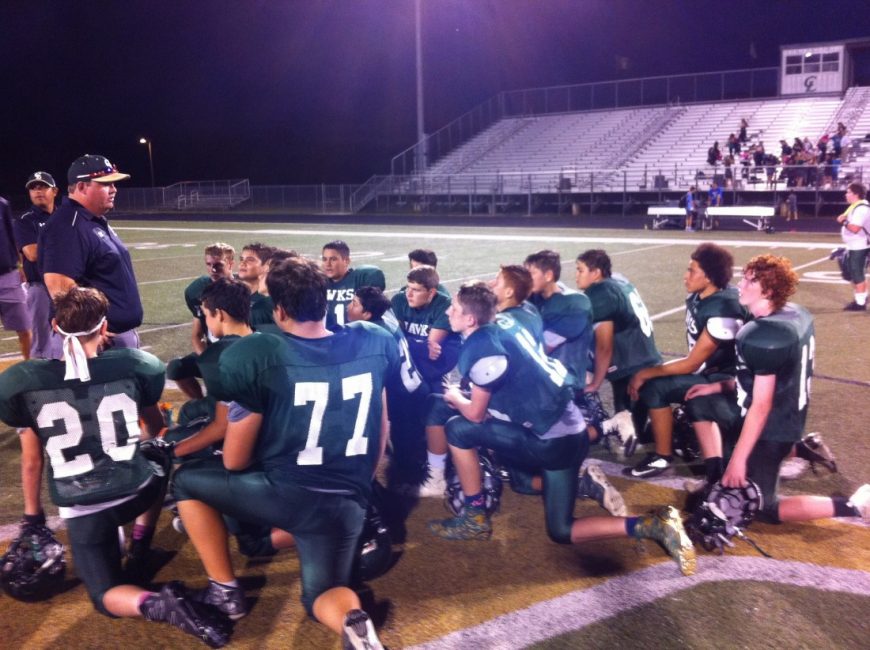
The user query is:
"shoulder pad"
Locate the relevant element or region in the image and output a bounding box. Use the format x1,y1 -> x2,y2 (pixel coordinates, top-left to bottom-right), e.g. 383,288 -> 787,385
705,316 -> 743,341
468,355 -> 508,387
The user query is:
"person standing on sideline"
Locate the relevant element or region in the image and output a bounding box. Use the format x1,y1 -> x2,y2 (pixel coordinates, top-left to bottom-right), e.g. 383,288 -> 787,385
836,182 -> 870,311
0,194 -> 32,358
14,172 -> 59,358
39,154 -> 143,349
684,186 -> 697,232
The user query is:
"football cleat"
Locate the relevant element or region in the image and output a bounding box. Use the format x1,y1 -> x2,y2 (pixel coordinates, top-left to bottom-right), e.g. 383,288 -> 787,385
141,581 -> 231,648
626,452 -> 672,478
0,522 -> 66,601
633,506 -> 696,576
417,465 -> 447,498
843,301 -> 867,311
577,464 -> 627,517
847,484 -> 870,523
341,608 -> 385,650
191,580 -> 249,621
429,506 -> 492,541
602,410 -> 637,459
795,432 -> 837,474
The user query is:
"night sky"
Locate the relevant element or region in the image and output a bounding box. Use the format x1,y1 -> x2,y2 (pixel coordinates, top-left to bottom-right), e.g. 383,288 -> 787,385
1,0 -> 868,198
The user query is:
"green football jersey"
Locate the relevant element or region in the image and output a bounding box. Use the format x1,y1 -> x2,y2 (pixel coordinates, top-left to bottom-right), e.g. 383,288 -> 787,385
391,290 -> 459,381
219,321 -> 399,502
734,304 -> 814,443
585,277 -> 661,380
197,334 -> 242,402
326,265 -> 386,330
0,350 -> 165,508
250,292 -> 277,332
459,319 -> 574,436
685,286 -> 746,376
501,301 -> 544,344
373,310 -> 425,395
184,275 -> 212,333
529,291 -> 593,388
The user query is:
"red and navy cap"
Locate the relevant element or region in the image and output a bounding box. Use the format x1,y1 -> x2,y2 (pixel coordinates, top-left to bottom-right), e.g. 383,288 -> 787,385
67,154 -> 131,185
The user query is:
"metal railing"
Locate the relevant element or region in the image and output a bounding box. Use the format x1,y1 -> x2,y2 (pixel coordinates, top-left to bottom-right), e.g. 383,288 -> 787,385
113,182 -> 361,214
352,162 -> 862,217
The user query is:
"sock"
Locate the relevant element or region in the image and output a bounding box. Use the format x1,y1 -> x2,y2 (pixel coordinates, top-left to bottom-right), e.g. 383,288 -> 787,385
210,577 -> 239,589
832,496 -> 861,518
855,292 -> 867,306
132,524 -> 154,542
427,451 -> 447,470
704,457 -> 723,483
625,516 -> 640,538
464,492 -> 485,509
23,512 -> 46,526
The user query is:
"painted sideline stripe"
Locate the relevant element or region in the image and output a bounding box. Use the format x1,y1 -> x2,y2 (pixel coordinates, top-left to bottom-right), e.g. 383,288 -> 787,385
408,556 -> 870,650
114,226 -> 838,250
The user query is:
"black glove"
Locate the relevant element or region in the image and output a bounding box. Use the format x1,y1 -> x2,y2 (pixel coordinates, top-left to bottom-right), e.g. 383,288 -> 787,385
139,437 -> 175,477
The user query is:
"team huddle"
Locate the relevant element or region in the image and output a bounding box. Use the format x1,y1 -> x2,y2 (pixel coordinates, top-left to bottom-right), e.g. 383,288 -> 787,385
0,164 -> 868,648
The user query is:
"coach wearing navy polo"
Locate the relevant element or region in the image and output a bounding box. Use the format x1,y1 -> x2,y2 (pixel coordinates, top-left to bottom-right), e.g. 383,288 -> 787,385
40,154 -> 143,349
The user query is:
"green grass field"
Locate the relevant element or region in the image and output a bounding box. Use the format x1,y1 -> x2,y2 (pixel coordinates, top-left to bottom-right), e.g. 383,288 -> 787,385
0,220 -> 867,649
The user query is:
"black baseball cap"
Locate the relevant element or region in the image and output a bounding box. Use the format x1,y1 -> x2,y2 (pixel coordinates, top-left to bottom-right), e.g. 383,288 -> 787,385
25,171 -> 57,189
67,154 -> 131,185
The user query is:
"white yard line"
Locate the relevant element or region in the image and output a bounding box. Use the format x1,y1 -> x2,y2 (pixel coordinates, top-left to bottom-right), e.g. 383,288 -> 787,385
115,226 -> 838,250
409,556 -> 870,650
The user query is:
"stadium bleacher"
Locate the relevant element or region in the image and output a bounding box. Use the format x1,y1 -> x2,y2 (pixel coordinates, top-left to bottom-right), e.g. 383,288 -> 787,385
421,91 -> 868,194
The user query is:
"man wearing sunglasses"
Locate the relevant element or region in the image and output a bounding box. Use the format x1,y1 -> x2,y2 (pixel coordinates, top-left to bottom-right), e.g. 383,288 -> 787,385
39,154 -> 143,352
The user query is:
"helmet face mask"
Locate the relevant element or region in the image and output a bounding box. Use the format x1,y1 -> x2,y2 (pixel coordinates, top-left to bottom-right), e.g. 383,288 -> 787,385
353,482 -> 393,584
0,524 -> 67,601
686,480 -> 763,554
444,453 -> 504,518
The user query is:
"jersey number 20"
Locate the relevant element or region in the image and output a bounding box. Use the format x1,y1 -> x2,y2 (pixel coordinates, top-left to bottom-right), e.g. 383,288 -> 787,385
39,393 -> 141,479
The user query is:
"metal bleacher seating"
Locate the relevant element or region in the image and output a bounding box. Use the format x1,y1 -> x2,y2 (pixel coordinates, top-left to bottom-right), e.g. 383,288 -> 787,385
420,90 -> 869,193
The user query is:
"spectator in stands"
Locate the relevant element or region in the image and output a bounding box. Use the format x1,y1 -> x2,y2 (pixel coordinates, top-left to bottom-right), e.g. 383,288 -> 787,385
707,141 -> 722,167
723,155 -> 734,189
739,118 -> 748,143
832,132 -> 843,158
802,137 -> 814,156
780,140 -> 793,159
817,134 -> 829,158
740,149 -> 752,181
764,153 -> 780,189
727,133 -> 740,157
837,182 -> 870,311
792,137 -> 804,154
839,127 -> 852,161
753,142 -> 765,167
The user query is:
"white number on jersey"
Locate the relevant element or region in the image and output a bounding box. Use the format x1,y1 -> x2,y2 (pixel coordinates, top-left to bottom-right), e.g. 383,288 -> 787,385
798,335 -> 814,411
512,324 -> 568,387
39,393 -> 141,479
295,372 -> 375,466
628,290 -> 654,338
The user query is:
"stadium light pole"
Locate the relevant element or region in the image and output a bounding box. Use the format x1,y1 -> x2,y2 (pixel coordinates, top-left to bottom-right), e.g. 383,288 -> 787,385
139,137 -> 155,187
415,0 -> 427,174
